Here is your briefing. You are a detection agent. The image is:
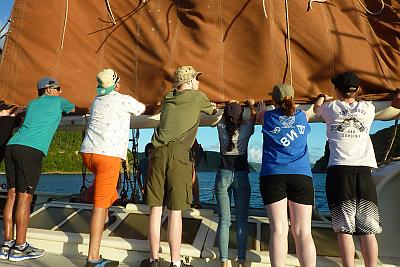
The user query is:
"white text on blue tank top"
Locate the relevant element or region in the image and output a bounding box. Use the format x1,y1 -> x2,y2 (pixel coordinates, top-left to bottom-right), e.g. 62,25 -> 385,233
269,115 -> 306,147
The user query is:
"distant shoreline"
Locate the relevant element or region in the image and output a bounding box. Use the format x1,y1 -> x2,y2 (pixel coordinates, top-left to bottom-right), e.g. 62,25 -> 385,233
1,169 -> 328,175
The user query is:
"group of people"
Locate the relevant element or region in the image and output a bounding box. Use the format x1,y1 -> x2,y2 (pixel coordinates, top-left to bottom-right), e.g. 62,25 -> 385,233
214,72 -> 400,267
0,66 -> 399,267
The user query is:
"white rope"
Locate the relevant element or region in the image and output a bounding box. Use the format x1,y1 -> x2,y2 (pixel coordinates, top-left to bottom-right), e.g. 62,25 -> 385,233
356,0 -> 385,15
60,0 -> 68,50
284,0 -> 293,86
262,0 -> 268,19
308,0 -> 328,11
105,0 -> 117,25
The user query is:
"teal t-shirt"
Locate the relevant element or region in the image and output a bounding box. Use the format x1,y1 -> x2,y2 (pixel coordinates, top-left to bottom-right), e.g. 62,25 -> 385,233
7,95 -> 74,155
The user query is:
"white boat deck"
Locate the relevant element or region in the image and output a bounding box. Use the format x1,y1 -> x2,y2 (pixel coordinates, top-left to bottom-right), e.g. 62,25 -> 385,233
0,203 -> 399,267
2,160 -> 400,267
0,252 -> 131,267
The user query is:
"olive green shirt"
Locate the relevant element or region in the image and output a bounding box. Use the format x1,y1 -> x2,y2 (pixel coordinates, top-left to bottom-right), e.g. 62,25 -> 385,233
152,89 -> 214,148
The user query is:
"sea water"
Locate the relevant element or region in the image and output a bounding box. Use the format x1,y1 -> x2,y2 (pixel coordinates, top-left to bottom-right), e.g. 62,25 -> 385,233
0,172 -> 329,213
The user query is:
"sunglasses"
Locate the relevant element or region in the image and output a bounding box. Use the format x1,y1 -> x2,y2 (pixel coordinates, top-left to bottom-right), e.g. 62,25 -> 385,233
48,86 -> 61,91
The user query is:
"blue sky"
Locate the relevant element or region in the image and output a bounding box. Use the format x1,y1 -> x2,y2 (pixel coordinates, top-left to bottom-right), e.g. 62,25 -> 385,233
0,0 -> 13,48
0,0 -> 394,163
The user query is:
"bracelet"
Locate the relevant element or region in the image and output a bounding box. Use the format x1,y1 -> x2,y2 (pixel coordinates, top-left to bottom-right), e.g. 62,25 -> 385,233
317,94 -> 326,101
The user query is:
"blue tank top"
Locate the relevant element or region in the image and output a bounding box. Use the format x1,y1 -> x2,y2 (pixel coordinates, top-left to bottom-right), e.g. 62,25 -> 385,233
260,108 -> 312,177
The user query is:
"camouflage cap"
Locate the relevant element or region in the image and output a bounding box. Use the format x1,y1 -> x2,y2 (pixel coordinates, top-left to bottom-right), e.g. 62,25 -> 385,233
173,66 -> 202,88
271,84 -> 295,103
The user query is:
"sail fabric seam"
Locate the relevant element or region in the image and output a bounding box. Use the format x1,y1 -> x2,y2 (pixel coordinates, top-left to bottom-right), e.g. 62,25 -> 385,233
170,2 -> 181,92
270,0 -> 278,85
219,0 -> 224,95
351,0 -> 390,86
284,0 -> 293,86
320,1 -> 335,81
60,0 -> 68,50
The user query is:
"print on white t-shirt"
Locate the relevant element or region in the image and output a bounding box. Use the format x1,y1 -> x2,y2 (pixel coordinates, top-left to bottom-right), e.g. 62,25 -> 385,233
317,100 -> 377,168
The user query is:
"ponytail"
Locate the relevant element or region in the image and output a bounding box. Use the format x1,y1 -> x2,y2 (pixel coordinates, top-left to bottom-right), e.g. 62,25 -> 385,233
224,115 -> 240,152
280,96 -> 296,116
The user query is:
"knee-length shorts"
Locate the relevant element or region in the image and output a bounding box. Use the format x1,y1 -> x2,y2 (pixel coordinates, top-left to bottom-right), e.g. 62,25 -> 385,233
326,165 -> 382,235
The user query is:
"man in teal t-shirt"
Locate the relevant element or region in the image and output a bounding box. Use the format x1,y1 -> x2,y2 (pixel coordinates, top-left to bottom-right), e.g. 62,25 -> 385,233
0,77 -> 85,262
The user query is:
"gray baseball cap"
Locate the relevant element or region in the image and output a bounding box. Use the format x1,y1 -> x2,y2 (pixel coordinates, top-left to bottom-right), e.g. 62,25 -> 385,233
37,77 -> 60,90
271,84 -> 295,103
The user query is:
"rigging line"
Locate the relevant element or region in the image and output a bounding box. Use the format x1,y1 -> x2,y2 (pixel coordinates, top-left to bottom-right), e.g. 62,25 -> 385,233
80,130 -> 87,192
80,115 -> 89,192
284,0 -> 293,86
60,0 -> 69,50
262,0 -> 268,19
0,18 -> 11,35
307,0 -> 328,11
356,0 -> 385,15
382,119 -> 398,163
105,0 -> 117,25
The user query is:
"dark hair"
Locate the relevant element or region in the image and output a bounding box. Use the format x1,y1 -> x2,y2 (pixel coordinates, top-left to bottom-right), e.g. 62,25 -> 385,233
37,88 -> 46,96
280,96 -> 296,116
336,86 -> 358,99
144,143 -> 152,158
223,106 -> 242,152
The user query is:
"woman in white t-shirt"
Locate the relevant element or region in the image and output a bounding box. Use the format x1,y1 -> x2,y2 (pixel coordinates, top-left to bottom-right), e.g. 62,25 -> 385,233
314,72 -> 381,267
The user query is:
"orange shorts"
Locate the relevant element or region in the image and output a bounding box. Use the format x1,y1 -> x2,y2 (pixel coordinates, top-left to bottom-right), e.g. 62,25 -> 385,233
81,153 -> 121,208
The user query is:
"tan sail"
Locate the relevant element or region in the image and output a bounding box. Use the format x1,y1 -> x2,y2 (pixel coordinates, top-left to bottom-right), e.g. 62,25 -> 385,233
0,0 -> 399,112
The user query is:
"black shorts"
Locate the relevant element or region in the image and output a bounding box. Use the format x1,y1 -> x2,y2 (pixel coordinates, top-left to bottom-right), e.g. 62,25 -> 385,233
326,165 -> 382,235
4,145 -> 44,194
259,174 -> 314,206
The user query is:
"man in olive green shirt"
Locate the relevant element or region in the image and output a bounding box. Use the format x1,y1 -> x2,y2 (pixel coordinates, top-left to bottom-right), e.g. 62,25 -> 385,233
143,66 -> 216,267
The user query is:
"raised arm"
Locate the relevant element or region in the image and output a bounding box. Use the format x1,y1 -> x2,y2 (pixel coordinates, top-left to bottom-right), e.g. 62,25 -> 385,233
313,94 -> 333,114
391,89 -> 400,109
255,101 -> 267,125
313,94 -> 326,114
69,106 -> 90,115
244,99 -> 256,122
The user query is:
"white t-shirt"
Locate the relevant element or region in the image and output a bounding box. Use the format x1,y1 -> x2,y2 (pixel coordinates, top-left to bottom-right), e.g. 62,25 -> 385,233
317,100 -> 377,168
80,91 -> 145,160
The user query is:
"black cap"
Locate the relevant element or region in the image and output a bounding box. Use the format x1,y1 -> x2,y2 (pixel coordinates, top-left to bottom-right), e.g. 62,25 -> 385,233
331,72 -> 360,93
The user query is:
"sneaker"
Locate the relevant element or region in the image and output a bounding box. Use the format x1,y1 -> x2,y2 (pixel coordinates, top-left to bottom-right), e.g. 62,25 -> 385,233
0,245 -> 11,260
8,243 -> 44,262
85,257 -> 119,267
238,262 -> 246,267
141,258 -> 160,267
170,260 -> 193,267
